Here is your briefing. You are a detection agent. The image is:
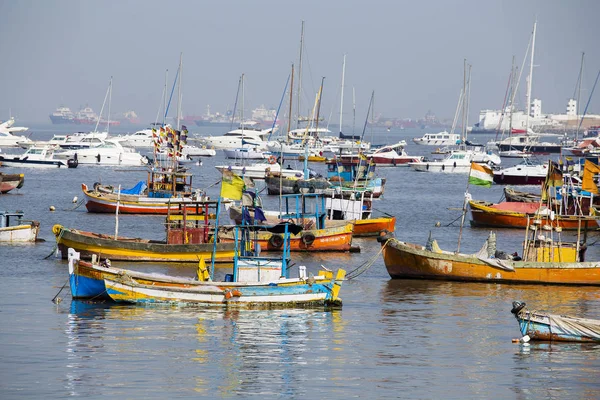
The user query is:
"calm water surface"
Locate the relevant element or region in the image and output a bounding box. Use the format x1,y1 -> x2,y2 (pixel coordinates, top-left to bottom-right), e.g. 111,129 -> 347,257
1,125 -> 599,399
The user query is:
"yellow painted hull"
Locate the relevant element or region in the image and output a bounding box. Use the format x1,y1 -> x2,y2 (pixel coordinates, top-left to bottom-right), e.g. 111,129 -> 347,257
381,238 -> 600,285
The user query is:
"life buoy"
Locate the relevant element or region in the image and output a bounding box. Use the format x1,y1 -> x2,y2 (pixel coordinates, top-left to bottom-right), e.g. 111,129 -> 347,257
301,232 -> 316,246
268,234 -> 284,248
293,183 -> 300,194
268,155 -> 277,165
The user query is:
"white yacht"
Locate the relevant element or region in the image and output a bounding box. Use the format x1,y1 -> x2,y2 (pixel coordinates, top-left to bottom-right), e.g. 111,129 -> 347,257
0,118 -> 32,147
409,149 -> 492,173
412,131 -> 461,146
0,146 -> 73,168
118,129 -> 155,148
58,132 -> 108,150
201,122 -> 275,150
54,139 -> 148,166
215,160 -> 304,180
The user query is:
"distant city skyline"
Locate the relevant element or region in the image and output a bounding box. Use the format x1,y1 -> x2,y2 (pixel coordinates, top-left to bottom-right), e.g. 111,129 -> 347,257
1,0 -> 598,124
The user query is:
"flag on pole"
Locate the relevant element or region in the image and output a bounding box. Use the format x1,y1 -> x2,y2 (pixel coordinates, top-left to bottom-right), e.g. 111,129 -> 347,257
541,161 -> 563,200
220,170 -> 245,200
582,159 -> 600,194
468,162 -> 493,187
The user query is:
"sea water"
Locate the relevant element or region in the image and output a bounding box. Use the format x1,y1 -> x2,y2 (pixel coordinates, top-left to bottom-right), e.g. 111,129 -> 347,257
1,125 -> 599,399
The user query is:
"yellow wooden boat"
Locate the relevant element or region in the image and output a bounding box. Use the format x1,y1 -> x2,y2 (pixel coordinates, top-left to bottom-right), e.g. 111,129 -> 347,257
378,229 -> 600,285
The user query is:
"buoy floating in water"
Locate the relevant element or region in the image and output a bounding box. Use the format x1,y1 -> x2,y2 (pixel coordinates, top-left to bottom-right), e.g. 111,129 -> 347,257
49,206 -> 56,211
72,196 -> 78,203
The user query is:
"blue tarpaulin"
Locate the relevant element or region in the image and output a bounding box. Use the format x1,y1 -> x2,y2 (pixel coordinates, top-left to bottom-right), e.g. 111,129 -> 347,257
119,181 -> 147,195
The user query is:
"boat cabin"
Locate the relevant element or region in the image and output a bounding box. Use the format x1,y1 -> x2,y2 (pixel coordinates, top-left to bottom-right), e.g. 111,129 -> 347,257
326,158 -> 376,182
165,201 -> 220,244
1,211 -> 27,228
147,167 -> 194,198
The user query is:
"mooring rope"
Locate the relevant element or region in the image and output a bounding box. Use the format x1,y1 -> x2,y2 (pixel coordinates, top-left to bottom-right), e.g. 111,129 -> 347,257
65,198 -> 86,211
345,240 -> 388,280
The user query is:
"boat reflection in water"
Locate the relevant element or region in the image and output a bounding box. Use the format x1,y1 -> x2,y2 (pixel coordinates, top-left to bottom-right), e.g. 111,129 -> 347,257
64,301 -> 343,397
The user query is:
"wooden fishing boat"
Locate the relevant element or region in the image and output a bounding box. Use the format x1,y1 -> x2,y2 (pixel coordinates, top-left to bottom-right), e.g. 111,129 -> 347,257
0,172 -> 24,193
265,173 -> 332,195
82,167 -> 209,214
378,230 -> 600,285
226,194 -> 355,252
0,211 -> 39,242
511,301 -> 600,342
53,224 -> 235,261
66,224 -> 346,306
53,201 -> 235,261
469,200 -> 598,230
219,222 -> 354,252
326,158 -> 385,198
503,187 -> 541,203
353,217 -> 396,237
326,188 -> 396,237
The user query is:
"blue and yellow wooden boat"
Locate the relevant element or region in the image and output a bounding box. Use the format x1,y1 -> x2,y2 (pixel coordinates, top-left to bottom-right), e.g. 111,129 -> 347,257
67,224 -> 346,307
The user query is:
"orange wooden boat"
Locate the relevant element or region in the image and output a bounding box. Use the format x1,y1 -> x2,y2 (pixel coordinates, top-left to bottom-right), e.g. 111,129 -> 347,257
352,217 -> 396,237
469,200 -> 598,230
378,230 -> 600,286
218,221 -> 354,252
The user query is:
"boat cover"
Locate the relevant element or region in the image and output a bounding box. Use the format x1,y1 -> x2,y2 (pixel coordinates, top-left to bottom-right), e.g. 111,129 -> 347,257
545,313 -> 600,340
119,181 -> 147,195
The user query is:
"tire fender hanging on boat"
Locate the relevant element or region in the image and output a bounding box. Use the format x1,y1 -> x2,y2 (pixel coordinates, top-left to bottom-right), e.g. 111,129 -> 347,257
268,234 -> 284,248
293,183 -> 300,194
301,232 -> 316,246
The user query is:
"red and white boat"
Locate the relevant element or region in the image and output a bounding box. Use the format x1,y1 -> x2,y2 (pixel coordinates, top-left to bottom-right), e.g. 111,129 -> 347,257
82,168 -> 208,214
0,172 -> 25,193
367,142 -> 423,166
493,158 -> 548,185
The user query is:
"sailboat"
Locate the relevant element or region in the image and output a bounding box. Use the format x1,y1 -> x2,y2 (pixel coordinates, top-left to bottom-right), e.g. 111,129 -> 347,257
409,60 -> 500,173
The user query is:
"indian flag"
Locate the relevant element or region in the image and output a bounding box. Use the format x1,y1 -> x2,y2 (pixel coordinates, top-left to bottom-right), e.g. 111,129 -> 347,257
468,162 -> 493,187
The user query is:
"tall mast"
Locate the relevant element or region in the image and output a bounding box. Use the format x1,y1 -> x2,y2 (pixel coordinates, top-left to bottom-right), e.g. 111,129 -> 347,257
526,20 -> 537,133
241,73 -> 245,133
461,58 -> 467,142
296,21 -> 304,129
465,63 -> 472,143
107,76 -> 112,136
163,69 -> 168,126
576,52 -> 585,117
508,56 -> 516,133
352,87 -> 356,135
176,52 -> 183,130
287,64 -> 294,143
339,54 -> 346,135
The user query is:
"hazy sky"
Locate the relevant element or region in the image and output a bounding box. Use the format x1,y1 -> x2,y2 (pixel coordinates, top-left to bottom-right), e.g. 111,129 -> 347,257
1,0 -> 599,124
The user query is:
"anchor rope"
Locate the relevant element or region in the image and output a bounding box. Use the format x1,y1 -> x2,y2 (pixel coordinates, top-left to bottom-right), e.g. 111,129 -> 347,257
345,240 -> 388,280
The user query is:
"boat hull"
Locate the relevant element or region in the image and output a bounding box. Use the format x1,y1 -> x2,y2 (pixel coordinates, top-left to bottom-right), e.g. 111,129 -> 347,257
0,173 -> 25,193
353,217 -> 396,237
67,251 -> 344,306
469,200 -> 597,230
381,237 -> 600,285
53,225 -> 235,262
409,162 -> 471,173
82,184 -> 206,214
104,277 -> 342,307
0,223 -> 40,242
514,310 -> 600,342
219,223 -> 354,252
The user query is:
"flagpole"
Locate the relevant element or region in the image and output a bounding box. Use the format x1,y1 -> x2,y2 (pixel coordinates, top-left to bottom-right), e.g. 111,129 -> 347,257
456,162 -> 474,253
